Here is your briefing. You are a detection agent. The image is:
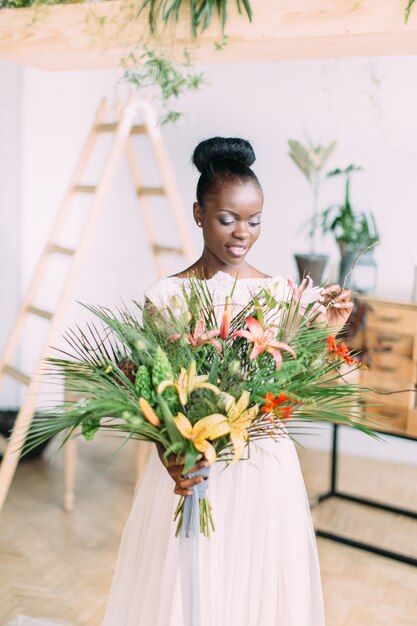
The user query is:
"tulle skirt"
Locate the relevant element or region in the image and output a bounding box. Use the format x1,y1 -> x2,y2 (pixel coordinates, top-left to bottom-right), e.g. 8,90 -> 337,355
9,435 -> 325,626
102,434 -> 325,626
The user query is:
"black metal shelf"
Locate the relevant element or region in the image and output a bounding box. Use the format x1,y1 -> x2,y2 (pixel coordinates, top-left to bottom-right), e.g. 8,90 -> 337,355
313,423 -> 417,567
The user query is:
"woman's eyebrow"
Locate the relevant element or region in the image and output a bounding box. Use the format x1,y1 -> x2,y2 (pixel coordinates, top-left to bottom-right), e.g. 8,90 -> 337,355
217,210 -> 262,217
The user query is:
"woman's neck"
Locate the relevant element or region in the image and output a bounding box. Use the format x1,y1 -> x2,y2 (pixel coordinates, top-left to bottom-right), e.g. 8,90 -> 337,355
177,251 -> 268,280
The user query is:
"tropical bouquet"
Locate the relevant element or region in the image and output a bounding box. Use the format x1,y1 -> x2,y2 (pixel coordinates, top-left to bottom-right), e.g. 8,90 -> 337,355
24,275 -> 375,537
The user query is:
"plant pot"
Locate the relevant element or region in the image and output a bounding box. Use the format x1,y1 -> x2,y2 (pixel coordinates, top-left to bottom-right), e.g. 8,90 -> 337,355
294,253 -> 328,286
0,409 -> 53,461
338,246 -> 377,294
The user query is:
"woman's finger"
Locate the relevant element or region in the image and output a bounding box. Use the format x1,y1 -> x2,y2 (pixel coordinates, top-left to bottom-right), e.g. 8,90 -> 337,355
320,283 -> 342,297
330,302 -> 354,310
178,475 -> 206,489
174,485 -> 193,497
333,288 -> 351,302
186,459 -> 210,474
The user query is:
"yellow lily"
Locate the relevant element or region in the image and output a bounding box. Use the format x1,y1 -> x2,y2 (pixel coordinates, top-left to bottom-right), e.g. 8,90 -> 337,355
221,390 -> 259,463
157,360 -> 220,406
174,412 -> 230,465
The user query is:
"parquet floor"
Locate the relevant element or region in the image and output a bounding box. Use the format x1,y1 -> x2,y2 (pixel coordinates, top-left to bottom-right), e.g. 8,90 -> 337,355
1,434 -> 417,626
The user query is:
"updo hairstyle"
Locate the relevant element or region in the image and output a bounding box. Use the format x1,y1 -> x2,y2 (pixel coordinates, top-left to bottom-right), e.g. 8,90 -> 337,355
192,137 -> 262,207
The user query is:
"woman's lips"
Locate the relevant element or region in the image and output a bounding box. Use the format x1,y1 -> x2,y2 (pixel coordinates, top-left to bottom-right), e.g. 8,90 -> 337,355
225,244 -> 248,258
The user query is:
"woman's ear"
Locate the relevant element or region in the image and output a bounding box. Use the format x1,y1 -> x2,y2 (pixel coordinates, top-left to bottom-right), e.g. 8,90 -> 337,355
193,202 -> 203,227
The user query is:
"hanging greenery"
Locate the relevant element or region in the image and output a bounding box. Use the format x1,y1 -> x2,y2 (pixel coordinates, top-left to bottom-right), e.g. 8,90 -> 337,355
404,0 -> 416,23
122,46 -> 207,124
138,0 -> 252,37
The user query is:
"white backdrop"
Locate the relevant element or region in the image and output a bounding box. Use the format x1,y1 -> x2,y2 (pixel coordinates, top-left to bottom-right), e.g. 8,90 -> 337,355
1,54 -> 417,463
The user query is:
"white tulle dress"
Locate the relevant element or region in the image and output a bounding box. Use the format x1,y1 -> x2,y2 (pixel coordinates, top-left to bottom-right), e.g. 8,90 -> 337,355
9,271 -> 325,626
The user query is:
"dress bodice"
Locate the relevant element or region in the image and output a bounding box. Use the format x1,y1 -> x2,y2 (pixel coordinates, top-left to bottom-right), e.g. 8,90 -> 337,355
143,270 -> 324,323
144,271 -> 288,321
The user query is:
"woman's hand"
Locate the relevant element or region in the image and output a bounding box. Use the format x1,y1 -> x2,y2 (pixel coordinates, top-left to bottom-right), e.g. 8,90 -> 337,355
320,283 -> 354,329
156,443 -> 209,496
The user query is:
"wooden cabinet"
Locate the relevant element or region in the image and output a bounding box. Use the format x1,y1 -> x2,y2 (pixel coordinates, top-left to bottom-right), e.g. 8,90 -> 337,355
352,296 -> 417,438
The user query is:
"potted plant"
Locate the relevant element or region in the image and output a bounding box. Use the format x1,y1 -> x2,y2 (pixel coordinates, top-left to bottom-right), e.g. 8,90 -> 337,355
288,136 -> 337,284
316,162 -> 379,291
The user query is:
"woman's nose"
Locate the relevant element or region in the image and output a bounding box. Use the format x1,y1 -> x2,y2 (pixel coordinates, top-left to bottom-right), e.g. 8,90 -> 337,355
232,221 -> 250,240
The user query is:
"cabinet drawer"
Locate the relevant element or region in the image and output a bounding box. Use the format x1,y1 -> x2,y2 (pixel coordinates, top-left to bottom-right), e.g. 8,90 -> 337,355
367,353 -> 416,381
365,404 -> 408,435
367,304 -> 417,333
366,330 -> 414,358
407,409 -> 417,438
361,371 -> 416,409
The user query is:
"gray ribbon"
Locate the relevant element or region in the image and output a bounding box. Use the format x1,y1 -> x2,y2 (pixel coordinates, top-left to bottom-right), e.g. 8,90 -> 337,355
179,465 -> 210,626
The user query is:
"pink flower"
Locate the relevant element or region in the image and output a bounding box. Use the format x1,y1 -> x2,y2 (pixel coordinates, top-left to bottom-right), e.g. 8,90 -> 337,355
219,296 -> 232,340
232,317 -> 296,369
169,319 -> 222,354
287,276 -> 326,315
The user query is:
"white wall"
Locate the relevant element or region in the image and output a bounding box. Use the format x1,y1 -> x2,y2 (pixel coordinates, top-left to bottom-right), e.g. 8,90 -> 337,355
1,54 -> 417,461
0,61 -> 22,408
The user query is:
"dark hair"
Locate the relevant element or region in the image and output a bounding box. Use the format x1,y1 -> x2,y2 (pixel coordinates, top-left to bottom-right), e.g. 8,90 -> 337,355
192,137 -> 262,206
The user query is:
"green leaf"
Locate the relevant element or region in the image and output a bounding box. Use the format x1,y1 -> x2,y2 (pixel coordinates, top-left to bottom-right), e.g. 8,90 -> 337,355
157,395 -> 183,443
82,417 -> 101,441
184,441 -> 200,474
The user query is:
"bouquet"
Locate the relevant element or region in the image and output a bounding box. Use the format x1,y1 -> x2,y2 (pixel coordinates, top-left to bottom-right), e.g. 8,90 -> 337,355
24,275 -> 376,537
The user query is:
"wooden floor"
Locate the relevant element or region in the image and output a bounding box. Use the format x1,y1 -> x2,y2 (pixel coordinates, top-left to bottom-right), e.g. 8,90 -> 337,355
1,434 -> 417,625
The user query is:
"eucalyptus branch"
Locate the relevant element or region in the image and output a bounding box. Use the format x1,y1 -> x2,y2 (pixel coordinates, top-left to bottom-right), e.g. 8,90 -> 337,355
341,240 -> 380,291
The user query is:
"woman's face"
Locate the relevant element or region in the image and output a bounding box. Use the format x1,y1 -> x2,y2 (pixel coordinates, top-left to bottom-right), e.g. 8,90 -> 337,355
193,180 -> 263,268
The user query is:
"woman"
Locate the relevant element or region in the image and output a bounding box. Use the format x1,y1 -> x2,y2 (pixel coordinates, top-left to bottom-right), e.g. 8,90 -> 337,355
100,137 -> 353,626
10,137 -> 352,626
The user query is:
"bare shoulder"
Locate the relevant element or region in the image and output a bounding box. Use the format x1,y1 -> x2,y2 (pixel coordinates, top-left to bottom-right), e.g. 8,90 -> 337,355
169,263 -> 201,279
245,265 -> 271,279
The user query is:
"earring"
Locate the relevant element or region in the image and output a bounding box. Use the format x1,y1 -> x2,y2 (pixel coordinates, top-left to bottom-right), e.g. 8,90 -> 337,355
197,221 -> 202,227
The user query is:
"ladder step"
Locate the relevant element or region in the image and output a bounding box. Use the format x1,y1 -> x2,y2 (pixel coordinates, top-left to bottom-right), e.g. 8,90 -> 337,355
0,434 -> 7,455
48,244 -> 75,256
26,305 -> 53,321
73,185 -> 96,193
95,123 -> 146,135
131,125 -> 147,135
137,187 -> 165,197
3,365 -> 31,386
153,244 -> 184,255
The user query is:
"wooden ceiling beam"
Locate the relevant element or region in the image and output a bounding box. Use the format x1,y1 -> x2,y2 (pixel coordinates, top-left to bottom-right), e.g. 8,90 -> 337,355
0,0 -> 416,70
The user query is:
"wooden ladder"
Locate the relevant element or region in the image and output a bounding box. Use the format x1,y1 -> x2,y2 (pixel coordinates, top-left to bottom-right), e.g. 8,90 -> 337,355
0,97 -> 196,511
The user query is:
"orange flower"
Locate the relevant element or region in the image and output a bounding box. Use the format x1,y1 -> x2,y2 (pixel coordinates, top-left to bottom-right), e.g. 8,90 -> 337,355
327,335 -> 356,365
233,317 -> 296,369
337,341 -> 354,365
327,336 -> 338,355
138,397 -> 160,427
261,392 -> 280,414
261,391 -> 297,421
278,406 -> 293,420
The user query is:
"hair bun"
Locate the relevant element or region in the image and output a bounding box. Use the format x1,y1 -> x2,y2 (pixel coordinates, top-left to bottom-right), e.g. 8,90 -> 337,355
192,137 -> 255,173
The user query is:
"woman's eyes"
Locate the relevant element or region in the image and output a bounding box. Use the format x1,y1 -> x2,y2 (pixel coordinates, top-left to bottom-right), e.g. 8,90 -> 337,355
219,219 -> 261,227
